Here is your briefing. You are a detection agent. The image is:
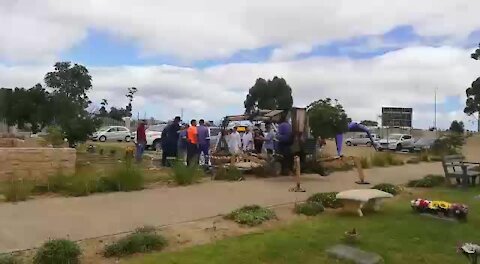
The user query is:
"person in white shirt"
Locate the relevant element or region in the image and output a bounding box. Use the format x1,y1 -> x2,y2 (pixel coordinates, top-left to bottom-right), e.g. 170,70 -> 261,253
242,127 -> 254,152
228,127 -> 242,154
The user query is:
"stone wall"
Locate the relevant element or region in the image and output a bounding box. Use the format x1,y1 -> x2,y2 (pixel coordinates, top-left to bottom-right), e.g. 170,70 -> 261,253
0,148 -> 76,182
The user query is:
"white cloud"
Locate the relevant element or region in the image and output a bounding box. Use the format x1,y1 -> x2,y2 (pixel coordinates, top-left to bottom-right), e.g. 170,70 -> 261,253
2,0 -> 480,62
1,46 -> 478,129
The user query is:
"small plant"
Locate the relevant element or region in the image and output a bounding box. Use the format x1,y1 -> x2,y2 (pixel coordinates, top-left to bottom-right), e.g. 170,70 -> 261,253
372,183 -> 401,195
407,174 -> 445,188
3,178 -> 34,202
294,202 -> 324,216
306,192 -> 342,209
33,239 -> 81,264
225,205 -> 276,226
109,162 -> 144,191
47,171 -> 71,193
371,153 -> 387,167
343,228 -> 359,244
360,156 -> 371,169
104,227 -> 167,257
214,166 -> 243,181
170,161 -> 203,185
45,126 -> 64,147
0,255 -> 20,264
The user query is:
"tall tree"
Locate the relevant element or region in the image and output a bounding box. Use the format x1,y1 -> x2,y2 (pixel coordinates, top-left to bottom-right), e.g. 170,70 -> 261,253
449,120 -> 465,134
98,99 -> 109,117
307,98 -> 349,139
360,120 -> 378,127
466,44 -> 480,132
45,62 -> 100,145
244,77 -> 293,114
125,87 -> 138,117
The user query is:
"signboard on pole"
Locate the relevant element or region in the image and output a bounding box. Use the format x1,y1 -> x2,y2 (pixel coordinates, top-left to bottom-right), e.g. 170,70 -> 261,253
381,107 -> 412,127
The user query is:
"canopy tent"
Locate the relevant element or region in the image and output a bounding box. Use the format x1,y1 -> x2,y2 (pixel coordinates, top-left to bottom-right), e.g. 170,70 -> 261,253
335,122 -> 377,156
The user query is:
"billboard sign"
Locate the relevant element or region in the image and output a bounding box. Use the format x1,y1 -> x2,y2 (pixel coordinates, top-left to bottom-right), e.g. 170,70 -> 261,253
381,107 -> 412,127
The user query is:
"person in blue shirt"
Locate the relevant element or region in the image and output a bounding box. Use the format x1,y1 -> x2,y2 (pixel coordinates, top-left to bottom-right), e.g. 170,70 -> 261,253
177,124 -> 189,164
276,114 -> 293,175
197,119 -> 210,165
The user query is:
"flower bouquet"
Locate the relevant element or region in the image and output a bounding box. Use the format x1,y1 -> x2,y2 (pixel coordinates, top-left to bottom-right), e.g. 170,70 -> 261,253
411,198 -> 468,220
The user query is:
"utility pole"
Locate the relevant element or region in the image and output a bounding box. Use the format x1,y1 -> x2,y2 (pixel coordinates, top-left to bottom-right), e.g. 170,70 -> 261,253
434,87 -> 437,130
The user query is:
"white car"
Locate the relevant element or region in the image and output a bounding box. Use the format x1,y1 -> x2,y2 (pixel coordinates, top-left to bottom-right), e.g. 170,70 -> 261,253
345,134 -> 379,146
132,124 -> 168,151
376,134 -> 414,151
91,126 -> 131,142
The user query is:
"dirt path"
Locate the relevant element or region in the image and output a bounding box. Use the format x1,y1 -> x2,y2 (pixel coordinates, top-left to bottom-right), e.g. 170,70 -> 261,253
0,162 -> 442,253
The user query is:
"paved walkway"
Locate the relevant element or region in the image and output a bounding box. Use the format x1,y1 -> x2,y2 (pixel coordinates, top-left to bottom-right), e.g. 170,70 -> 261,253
0,162 -> 442,253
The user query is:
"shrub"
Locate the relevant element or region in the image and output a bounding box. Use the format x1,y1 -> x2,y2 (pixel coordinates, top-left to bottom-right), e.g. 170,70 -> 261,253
0,255 -> 20,264
45,126 -> 64,147
372,183 -> 401,195
47,172 -> 71,193
430,134 -> 464,156
407,174 -> 445,188
294,202 -> 324,216
371,153 -> 387,167
360,156 -> 371,169
170,162 -> 203,185
3,178 -> 34,202
33,239 -> 81,264
109,162 -> 144,191
225,205 -> 276,226
214,166 -> 244,181
306,192 -> 342,209
65,172 -> 99,197
104,228 -> 167,257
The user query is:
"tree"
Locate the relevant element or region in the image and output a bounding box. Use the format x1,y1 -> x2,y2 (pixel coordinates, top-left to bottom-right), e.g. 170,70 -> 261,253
307,98 -> 349,139
125,87 -> 138,117
360,120 -> 378,127
98,99 -> 109,117
465,44 -> 480,132
45,62 -> 100,145
244,77 -> 293,114
449,120 -> 465,134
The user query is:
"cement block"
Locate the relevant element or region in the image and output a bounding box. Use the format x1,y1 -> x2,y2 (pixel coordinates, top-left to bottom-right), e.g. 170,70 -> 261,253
326,244 -> 384,264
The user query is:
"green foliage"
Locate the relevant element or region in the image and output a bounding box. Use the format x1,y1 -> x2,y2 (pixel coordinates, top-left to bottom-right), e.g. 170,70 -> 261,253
104,227 -> 167,257
3,178 -> 34,202
214,166 -> 244,181
306,192 -> 342,209
244,77 -> 293,114
294,202 -> 324,216
0,255 -> 20,264
372,183 -> 401,195
33,239 -> 81,264
45,126 -> 64,147
307,98 -> 349,139
225,205 -> 276,226
430,134 -> 464,156
108,162 -> 145,191
465,46 -> 480,132
407,174 -> 445,188
371,152 -> 403,167
170,162 -> 203,185
449,120 -> 465,134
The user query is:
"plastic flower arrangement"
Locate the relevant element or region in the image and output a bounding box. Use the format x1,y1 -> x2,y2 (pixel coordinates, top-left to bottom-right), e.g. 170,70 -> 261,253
411,198 -> 468,220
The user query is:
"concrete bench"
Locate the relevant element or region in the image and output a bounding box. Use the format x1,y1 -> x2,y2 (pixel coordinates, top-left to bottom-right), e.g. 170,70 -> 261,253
337,189 -> 393,217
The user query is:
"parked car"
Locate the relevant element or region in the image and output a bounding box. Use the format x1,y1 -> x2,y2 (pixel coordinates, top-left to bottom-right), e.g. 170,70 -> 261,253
91,126 -> 131,142
345,133 -> 380,146
132,124 -> 168,151
376,134 -> 415,151
413,137 -> 438,152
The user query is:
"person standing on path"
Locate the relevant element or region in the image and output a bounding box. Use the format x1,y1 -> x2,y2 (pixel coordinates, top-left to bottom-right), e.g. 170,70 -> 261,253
186,119 -> 199,166
229,126 -> 242,154
162,116 -> 181,166
177,123 -> 189,164
135,120 -> 147,163
242,127 -> 254,152
197,119 -> 210,165
276,115 -> 293,175
253,125 -> 265,154
264,123 -> 275,155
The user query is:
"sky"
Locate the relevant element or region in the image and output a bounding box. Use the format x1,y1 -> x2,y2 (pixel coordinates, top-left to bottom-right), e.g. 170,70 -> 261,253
1,0 -> 480,130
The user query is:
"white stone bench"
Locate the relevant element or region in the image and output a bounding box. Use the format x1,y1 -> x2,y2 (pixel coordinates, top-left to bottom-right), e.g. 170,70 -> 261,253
337,189 -> 393,217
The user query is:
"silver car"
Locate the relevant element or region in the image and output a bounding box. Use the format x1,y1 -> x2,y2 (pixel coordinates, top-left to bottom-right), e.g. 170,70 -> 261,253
92,126 -> 132,142
345,134 -> 379,146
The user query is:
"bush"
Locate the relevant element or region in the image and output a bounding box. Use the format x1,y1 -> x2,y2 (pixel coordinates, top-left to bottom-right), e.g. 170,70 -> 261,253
104,227 -> 167,257
47,172 -> 71,193
170,162 -> 203,185
3,178 -> 34,202
372,183 -> 401,195
214,166 -> 244,181
360,156 -> 371,169
371,152 -> 403,167
45,126 -> 64,147
0,255 -> 20,264
431,134 -> 464,156
109,162 -> 144,191
65,172 -> 99,197
306,192 -> 342,209
33,239 -> 81,264
294,202 -> 324,216
407,174 -> 445,188
225,205 -> 276,226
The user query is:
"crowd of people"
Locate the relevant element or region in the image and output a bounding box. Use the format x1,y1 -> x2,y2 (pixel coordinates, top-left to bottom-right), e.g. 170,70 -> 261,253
134,115 -> 295,175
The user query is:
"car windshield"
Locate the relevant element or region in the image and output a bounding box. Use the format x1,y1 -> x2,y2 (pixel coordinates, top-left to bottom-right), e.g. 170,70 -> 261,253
98,127 -> 110,132
388,135 -> 402,140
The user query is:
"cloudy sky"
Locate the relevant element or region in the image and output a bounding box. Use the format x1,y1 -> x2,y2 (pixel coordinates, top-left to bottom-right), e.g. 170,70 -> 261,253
1,0 -> 480,129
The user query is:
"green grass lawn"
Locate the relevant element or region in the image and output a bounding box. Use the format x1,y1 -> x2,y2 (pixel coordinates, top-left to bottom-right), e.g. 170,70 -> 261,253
127,187 -> 480,264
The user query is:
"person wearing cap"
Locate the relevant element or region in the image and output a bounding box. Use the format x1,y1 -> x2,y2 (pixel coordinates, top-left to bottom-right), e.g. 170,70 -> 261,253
162,116 -> 181,167
186,119 -> 199,166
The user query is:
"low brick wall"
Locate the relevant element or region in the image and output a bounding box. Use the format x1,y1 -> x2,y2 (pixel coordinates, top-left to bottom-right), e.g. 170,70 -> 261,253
0,148 -> 76,182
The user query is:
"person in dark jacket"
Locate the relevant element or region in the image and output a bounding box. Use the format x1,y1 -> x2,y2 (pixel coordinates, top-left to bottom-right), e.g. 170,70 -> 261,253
162,116 -> 181,166
276,115 -> 293,175
135,120 -> 147,163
